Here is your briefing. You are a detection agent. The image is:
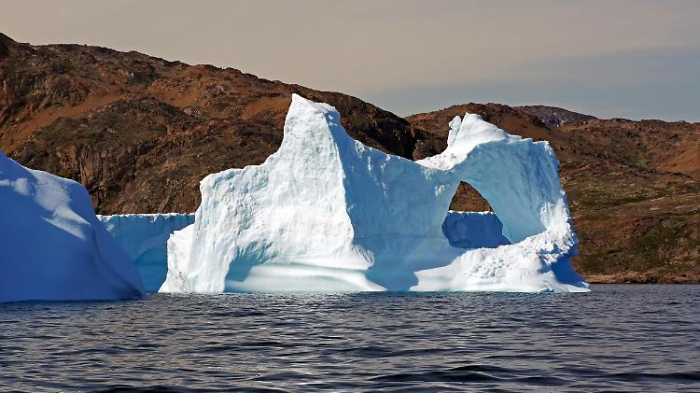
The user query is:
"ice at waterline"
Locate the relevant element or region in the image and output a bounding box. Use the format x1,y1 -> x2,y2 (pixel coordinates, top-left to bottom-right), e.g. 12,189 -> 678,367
161,95 -> 588,293
97,211 -> 508,292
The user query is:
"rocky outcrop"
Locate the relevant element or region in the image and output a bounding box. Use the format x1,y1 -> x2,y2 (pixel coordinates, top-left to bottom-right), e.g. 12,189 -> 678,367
517,105 -> 596,128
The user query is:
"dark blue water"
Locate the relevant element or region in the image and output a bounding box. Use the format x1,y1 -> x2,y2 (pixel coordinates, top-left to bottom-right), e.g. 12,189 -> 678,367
1,285 -> 698,392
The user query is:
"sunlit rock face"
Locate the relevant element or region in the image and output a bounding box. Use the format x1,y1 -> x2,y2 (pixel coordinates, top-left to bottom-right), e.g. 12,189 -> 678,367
161,94 -> 588,293
0,152 -> 145,303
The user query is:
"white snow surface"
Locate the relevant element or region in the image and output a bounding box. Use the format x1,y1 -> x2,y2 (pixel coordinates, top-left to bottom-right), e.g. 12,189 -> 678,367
98,214 -> 194,292
0,151 -> 145,302
161,94 -> 588,293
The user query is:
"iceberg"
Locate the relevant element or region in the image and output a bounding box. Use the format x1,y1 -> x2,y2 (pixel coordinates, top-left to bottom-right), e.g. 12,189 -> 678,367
98,214 -> 194,292
161,94 -> 588,293
0,151 -> 146,303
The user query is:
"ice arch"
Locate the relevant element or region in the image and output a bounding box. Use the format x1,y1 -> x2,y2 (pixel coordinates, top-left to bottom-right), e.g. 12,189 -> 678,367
161,95 -> 587,293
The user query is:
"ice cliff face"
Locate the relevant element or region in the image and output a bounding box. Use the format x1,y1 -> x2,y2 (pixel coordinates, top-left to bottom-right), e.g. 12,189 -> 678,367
98,214 -> 194,292
0,151 -> 145,302
161,94 -> 587,293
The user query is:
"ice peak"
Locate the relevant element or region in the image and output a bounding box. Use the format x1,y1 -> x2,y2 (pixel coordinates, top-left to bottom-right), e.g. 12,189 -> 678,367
290,93 -> 339,118
285,94 -> 342,139
444,113 -> 513,156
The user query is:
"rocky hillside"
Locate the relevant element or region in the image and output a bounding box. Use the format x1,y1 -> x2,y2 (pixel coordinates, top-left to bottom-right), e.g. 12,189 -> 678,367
408,105 -> 700,284
0,33 -> 443,213
1,33 -> 698,283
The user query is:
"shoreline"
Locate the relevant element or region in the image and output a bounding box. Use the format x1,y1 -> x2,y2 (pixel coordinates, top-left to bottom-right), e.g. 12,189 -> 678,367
585,272 -> 700,285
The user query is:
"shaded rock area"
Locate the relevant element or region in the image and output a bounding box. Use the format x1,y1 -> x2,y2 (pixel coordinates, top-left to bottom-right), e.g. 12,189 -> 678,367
517,105 -> 596,128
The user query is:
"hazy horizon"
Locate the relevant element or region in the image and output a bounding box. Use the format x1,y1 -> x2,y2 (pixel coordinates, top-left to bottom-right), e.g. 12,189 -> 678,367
2,0 -> 699,121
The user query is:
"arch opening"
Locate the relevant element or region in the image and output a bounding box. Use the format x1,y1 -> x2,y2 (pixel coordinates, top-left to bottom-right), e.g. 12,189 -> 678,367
442,182 -> 510,249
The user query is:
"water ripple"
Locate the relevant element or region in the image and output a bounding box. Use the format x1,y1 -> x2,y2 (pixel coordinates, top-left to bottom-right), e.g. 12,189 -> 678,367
1,285 -> 699,392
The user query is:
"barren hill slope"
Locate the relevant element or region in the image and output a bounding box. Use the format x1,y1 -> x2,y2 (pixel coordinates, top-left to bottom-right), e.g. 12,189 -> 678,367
0,33 -> 442,213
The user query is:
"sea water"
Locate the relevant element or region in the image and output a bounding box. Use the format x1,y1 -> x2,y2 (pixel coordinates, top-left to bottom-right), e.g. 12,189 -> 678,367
1,285 -> 698,392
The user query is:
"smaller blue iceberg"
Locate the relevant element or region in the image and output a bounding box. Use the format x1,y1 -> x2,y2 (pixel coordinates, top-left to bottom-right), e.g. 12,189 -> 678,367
0,151 -> 145,302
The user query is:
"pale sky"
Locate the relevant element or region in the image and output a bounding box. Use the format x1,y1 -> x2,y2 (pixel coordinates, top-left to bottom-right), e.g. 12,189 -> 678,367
2,0 -> 699,121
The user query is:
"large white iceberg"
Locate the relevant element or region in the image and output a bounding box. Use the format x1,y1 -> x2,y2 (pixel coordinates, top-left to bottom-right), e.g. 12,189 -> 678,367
98,214 -> 194,292
0,151 -> 146,302
161,94 -> 588,293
